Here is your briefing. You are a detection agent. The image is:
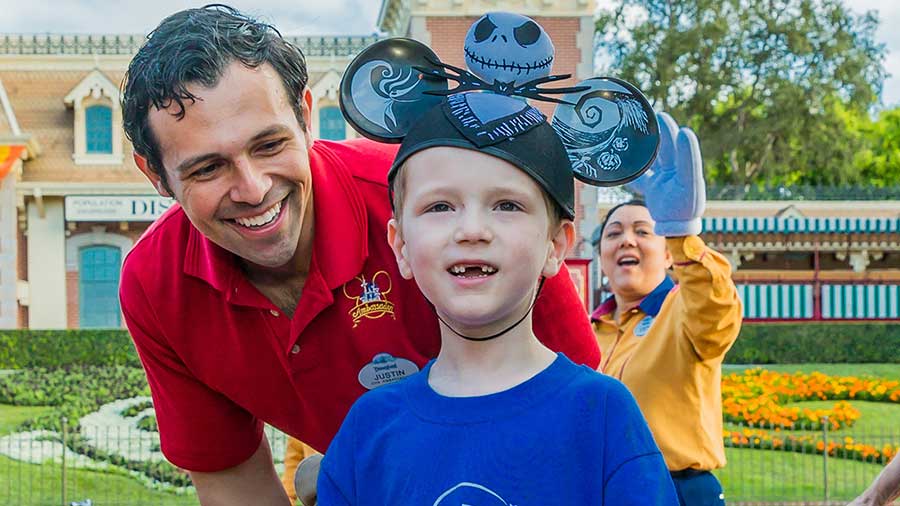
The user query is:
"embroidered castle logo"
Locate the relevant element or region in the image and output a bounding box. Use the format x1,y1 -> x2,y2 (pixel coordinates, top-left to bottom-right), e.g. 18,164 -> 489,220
343,271 -> 396,328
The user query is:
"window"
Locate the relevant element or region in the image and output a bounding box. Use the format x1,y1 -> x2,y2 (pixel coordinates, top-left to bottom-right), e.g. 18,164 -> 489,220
85,105 -> 113,154
319,106 -> 346,140
65,70 -> 123,164
79,246 -> 121,328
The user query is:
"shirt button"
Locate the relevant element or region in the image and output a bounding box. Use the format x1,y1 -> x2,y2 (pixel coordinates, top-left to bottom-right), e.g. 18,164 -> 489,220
269,309 -> 280,317
291,344 -> 301,355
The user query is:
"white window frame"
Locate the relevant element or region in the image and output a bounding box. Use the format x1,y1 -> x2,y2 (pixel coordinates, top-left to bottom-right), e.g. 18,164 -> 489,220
64,70 -> 124,165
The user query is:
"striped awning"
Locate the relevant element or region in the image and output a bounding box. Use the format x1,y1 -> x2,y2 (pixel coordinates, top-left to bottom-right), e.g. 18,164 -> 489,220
703,217 -> 900,234
822,284 -> 900,319
736,283 -> 900,320
737,284 -> 814,319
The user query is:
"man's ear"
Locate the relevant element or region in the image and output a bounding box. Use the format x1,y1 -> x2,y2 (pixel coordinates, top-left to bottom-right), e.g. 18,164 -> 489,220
133,153 -> 172,198
300,87 -> 314,142
387,218 -> 414,280
542,220 -> 576,278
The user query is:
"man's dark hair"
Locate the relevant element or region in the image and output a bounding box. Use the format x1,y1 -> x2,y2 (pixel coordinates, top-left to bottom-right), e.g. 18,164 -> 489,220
122,4 -> 309,192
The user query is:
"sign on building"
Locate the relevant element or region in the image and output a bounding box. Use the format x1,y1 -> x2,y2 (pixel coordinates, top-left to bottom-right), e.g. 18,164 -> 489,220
64,195 -> 174,222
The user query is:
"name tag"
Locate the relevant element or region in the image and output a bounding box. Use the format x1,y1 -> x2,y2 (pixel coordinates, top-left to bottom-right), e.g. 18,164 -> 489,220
358,353 -> 420,390
634,315 -> 654,337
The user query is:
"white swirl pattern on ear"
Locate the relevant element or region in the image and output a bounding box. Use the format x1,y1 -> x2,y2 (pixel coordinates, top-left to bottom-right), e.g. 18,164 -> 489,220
350,60 -> 422,133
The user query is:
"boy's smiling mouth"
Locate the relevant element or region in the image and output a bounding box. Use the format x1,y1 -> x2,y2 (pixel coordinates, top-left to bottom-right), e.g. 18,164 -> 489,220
448,263 -> 498,278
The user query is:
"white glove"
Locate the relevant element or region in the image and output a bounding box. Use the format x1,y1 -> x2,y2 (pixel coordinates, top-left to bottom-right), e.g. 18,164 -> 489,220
626,111 -> 706,237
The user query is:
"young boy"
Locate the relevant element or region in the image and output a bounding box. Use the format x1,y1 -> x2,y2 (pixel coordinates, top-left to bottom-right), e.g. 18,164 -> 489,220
317,93 -> 678,505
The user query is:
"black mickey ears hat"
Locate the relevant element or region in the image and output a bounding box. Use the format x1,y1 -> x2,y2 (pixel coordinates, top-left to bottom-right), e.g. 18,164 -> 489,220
391,92 -> 576,219
339,13 -> 660,202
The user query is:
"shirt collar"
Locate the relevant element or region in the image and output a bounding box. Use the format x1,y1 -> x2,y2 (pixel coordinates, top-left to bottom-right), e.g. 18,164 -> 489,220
184,141 -> 369,294
590,276 -> 675,321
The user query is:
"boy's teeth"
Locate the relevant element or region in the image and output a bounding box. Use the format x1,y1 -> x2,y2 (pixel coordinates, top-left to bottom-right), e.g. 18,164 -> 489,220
449,264 -> 497,275
235,201 -> 281,228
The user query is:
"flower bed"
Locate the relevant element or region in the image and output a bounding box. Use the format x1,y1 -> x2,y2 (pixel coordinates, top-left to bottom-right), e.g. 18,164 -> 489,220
723,427 -> 898,464
722,369 -> 900,429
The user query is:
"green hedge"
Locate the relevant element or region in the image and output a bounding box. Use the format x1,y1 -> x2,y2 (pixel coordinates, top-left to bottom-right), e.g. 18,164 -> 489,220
2,324 -> 897,368
725,322 -> 900,364
0,330 -> 140,369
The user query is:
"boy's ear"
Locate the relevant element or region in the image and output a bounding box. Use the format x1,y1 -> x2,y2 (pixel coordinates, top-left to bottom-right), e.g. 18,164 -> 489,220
542,220 -> 575,278
387,218 -> 414,280
133,153 -> 172,198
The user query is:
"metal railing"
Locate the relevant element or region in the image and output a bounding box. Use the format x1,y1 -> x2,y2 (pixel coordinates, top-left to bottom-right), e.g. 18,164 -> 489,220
0,420 -> 289,506
717,418 -> 899,505
707,184 -> 900,201
0,417 -> 896,505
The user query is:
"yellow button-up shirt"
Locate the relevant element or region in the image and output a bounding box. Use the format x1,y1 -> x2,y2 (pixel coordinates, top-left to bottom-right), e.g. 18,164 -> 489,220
592,235 -> 742,471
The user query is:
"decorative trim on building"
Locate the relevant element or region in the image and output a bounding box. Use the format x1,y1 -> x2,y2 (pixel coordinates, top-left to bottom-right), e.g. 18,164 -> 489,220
706,239 -> 900,253
65,227 -> 133,271
704,217 -> 900,234
310,70 -> 342,106
0,34 -> 382,57
381,0 -> 596,18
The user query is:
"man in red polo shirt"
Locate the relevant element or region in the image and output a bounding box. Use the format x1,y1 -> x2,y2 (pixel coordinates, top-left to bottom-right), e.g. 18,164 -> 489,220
119,6 -> 599,505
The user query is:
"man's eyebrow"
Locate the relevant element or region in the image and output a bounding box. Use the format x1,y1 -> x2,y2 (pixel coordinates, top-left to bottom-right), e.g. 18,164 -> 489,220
173,125 -> 292,174
250,124 -> 292,142
174,153 -> 220,175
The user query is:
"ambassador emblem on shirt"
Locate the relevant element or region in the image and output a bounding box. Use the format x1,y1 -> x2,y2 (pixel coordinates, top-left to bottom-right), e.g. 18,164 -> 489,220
342,270 -> 396,328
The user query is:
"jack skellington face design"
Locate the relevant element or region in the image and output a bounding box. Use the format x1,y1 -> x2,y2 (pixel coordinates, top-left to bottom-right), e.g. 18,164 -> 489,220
464,12 -> 554,86
338,12 -> 660,188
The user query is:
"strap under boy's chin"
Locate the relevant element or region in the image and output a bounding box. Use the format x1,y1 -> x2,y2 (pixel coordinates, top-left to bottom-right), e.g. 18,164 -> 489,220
434,277 -> 546,342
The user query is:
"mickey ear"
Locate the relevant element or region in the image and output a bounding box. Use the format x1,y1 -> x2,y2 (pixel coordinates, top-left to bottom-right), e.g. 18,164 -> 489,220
339,38 -> 449,143
551,77 -> 660,186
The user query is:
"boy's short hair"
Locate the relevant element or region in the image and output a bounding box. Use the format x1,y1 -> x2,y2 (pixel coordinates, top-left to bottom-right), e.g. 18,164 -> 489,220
387,93 -> 575,225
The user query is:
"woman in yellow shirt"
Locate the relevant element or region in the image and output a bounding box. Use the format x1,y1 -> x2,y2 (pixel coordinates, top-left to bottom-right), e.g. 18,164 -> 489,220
593,112 -> 743,506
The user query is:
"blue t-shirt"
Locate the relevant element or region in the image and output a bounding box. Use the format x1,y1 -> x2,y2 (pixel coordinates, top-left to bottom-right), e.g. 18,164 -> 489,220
318,353 -> 678,505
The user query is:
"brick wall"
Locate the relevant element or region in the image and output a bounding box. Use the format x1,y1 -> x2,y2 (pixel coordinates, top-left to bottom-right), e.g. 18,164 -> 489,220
426,16 -> 583,118
66,270 -> 79,328
16,222 -> 26,327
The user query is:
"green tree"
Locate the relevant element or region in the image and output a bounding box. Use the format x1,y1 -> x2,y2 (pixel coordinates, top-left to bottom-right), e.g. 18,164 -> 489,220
853,107 -> 900,187
596,0 -> 886,188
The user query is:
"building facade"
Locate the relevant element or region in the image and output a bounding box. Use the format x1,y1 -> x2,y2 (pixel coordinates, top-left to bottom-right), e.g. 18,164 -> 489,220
593,198 -> 900,321
1,0 -> 896,329
0,33 -> 376,329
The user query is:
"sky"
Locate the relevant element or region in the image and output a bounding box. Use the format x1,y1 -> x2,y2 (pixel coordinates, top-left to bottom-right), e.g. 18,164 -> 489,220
1,0 -> 897,106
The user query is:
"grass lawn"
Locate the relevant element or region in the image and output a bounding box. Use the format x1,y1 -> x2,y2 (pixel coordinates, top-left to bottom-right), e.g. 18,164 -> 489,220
0,455 -> 199,506
0,404 -> 54,435
716,446 -> 888,502
725,363 -> 900,381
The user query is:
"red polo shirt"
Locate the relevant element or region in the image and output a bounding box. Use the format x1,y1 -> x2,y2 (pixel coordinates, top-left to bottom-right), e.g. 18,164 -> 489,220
120,139 -> 600,472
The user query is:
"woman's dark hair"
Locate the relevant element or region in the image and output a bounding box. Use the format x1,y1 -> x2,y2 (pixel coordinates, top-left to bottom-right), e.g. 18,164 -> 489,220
121,4 -> 309,192
596,199 -> 647,247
